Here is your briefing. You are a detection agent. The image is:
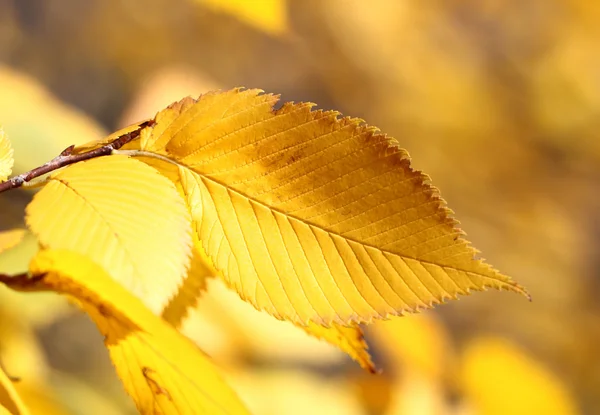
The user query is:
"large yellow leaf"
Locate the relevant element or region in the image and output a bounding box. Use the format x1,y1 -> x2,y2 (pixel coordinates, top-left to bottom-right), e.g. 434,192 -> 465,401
0,128 -> 13,182
0,230 -> 25,255
25,156 -> 192,313
132,88 -> 527,326
0,365 -> 29,415
1,249 -> 250,415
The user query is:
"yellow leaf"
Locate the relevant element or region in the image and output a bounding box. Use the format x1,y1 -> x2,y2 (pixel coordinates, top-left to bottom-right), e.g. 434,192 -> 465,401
162,234 -> 215,328
301,322 -> 375,373
0,128 -> 13,182
25,155 -> 192,313
163,232 -> 376,371
3,249 -> 250,415
0,66 -> 105,174
229,368 -> 363,415
135,88 -> 527,326
0,230 -> 25,255
461,337 -> 578,415
370,313 -> 452,379
166,174 -> 374,370
0,365 -> 29,415
195,0 -> 288,36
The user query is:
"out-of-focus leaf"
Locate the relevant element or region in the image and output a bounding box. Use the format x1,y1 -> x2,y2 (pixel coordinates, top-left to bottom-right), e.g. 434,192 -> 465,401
462,337 -> 578,415
0,365 -> 29,415
368,314 -> 453,415
180,278 -> 360,366
0,230 -> 25,255
3,249 -> 250,415
119,66 -> 220,128
0,127 -> 13,182
0,67 -> 105,173
194,0 -> 288,35
371,313 -> 452,379
25,156 -> 192,313
229,368 -> 363,415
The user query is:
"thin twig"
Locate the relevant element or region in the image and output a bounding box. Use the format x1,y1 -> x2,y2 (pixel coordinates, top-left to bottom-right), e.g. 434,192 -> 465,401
0,120 -> 154,194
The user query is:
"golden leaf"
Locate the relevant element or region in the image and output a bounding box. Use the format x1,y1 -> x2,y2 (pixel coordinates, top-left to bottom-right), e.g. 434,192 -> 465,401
229,368 -> 363,415
0,365 -> 29,415
162,233 -> 215,328
0,128 -> 13,182
133,88 -> 527,326
168,171 -> 374,369
370,313 -> 452,379
0,230 -> 25,255
0,67 -> 105,175
25,156 -> 192,313
194,0 -> 288,36
2,249 -> 250,415
302,323 -> 375,373
462,337 -> 578,415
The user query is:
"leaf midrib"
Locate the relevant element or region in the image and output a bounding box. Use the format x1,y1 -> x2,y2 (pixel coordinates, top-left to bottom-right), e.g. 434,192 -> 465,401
130,151 -> 510,284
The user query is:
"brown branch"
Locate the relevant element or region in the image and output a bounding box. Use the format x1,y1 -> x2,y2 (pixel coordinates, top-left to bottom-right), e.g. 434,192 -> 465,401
0,120 -> 154,194
0,272 -> 30,290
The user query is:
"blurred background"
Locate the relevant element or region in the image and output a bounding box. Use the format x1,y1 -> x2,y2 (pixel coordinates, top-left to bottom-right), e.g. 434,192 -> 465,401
0,0 -> 598,414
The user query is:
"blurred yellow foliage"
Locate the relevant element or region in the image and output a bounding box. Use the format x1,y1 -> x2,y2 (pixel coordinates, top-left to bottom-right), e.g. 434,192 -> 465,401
0,67 -> 104,174
0,365 -> 29,415
462,338 -> 578,415
372,313 -> 453,380
0,0 -> 598,413
229,369 -> 363,415
0,128 -> 13,182
0,230 -> 24,256
195,0 -> 288,35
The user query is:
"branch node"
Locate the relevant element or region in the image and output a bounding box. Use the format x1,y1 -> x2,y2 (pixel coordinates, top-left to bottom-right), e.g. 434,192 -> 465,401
60,145 -> 75,157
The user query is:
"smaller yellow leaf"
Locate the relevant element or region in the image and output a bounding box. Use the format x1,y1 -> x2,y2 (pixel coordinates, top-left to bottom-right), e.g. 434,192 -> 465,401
370,313 -> 452,379
301,323 -> 376,373
0,365 -> 30,415
26,155 -> 193,313
0,230 -> 25,255
462,337 -> 578,415
162,233 -> 215,328
195,0 -> 288,35
0,128 -> 14,182
5,250 -> 250,415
